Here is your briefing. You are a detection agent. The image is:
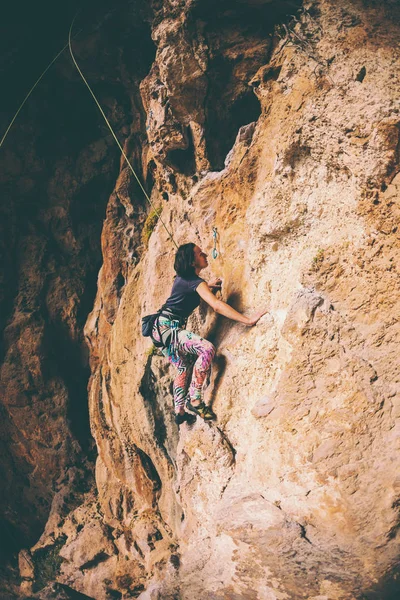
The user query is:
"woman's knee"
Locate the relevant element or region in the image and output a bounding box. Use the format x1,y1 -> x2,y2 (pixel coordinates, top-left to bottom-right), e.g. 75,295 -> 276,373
201,341 -> 215,362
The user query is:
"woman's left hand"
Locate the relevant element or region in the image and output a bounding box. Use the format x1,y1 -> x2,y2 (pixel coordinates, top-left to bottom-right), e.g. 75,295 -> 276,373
208,278 -> 222,292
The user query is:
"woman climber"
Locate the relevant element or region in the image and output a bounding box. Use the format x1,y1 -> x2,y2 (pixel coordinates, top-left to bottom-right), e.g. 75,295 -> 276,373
151,243 -> 267,426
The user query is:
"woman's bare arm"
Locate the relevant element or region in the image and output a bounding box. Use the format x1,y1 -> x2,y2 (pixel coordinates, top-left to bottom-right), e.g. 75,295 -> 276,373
197,282 -> 267,326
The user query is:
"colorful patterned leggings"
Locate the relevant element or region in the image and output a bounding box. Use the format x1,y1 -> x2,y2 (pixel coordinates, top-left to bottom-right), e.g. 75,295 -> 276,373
152,317 -> 215,413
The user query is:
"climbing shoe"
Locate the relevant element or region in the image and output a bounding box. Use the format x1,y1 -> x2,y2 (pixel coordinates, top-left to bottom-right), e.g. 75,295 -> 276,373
175,412 -> 196,426
185,400 -> 216,421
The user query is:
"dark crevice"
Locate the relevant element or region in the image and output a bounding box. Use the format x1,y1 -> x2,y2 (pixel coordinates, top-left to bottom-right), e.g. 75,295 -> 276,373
189,0 -> 302,24
116,272 -> 126,299
133,541 -> 144,559
170,553 -> 180,570
386,498 -> 400,540
298,524 -> 313,545
0,519 -> 25,564
231,92 -> 261,142
146,160 -> 157,194
356,66 -> 367,82
205,77 -> 262,169
80,552 -> 110,572
106,590 -> 122,600
32,536 -> 67,593
57,583 -> 95,599
166,172 -> 177,192
360,563 -> 400,599
215,426 -> 237,463
166,126 -> 196,175
42,318 -> 93,453
201,0 -> 302,170
134,445 -> 162,496
139,356 -> 175,463
250,65 -> 282,88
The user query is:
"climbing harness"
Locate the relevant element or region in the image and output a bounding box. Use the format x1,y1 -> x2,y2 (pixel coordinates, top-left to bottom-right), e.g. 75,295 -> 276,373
68,13 -> 179,250
0,32 -> 82,150
167,319 -> 181,364
158,309 -> 187,363
212,226 -> 218,259
143,306 -> 187,361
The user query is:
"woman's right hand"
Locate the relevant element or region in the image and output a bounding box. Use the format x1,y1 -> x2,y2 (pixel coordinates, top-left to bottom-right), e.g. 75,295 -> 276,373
197,283 -> 269,327
246,309 -> 268,326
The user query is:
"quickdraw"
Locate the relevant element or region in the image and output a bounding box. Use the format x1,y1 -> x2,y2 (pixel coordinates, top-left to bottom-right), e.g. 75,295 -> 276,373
166,320 -> 181,364
212,226 -> 218,259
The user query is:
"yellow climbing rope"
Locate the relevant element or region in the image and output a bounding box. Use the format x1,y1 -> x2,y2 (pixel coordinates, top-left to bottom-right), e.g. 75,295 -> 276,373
0,32 -> 81,150
68,13 -> 179,250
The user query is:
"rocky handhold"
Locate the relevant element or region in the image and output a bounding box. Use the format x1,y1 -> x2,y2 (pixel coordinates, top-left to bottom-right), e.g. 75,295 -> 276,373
251,395 -> 276,418
59,522 -> 115,570
19,549 -> 35,597
281,287 -> 324,343
224,121 -> 257,168
19,549 -> 34,580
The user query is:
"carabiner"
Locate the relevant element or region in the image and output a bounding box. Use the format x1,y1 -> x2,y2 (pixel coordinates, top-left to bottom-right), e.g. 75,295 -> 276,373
212,227 -> 218,259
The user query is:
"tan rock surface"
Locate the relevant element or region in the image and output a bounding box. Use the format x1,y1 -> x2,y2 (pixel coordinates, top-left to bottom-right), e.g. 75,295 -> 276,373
81,1 -> 400,597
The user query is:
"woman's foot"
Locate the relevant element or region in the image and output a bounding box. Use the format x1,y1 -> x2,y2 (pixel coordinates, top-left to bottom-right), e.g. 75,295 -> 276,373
175,411 -> 196,426
186,399 -> 216,420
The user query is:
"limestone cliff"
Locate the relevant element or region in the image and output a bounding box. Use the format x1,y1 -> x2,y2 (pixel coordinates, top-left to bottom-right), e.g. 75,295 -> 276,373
1,0 -> 400,598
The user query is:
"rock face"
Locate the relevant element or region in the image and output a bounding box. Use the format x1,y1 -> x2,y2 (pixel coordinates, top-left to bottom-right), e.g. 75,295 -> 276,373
0,56 -> 115,553
1,0 -> 400,598
0,0 -> 154,589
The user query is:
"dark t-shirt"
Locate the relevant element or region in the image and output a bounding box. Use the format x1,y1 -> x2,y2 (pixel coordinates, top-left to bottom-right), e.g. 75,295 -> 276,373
163,275 -> 205,318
